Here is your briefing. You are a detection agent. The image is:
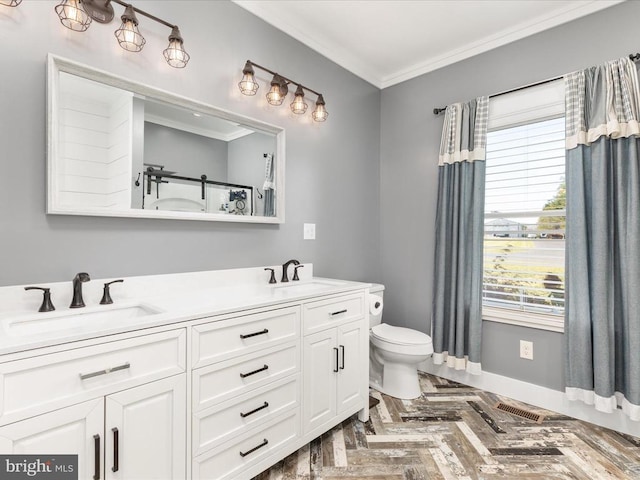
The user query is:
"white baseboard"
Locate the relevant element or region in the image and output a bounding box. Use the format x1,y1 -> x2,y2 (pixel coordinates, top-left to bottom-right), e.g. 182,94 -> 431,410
420,362 -> 640,438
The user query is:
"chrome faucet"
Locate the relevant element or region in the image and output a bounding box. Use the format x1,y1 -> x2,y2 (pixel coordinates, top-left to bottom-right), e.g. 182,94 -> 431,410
70,272 -> 90,308
281,259 -> 300,283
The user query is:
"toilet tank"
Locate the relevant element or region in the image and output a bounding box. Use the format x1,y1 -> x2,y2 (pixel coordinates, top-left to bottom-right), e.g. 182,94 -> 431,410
369,283 -> 385,328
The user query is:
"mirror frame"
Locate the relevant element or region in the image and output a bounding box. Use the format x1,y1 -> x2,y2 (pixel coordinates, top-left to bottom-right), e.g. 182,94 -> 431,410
47,54 -> 285,224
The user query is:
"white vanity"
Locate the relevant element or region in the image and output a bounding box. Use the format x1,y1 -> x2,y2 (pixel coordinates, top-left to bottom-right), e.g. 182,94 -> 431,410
0,265 -> 370,480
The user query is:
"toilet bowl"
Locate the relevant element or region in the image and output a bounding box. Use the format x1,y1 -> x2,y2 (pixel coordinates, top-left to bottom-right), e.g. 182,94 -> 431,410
368,284 -> 433,400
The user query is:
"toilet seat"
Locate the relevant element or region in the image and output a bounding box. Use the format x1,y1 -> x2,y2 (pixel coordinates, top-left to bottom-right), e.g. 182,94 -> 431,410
371,323 -> 432,345
370,323 -> 433,355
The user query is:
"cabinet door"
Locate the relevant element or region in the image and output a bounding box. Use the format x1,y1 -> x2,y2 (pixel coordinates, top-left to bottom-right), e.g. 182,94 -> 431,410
302,329 -> 337,434
0,398 -> 103,480
105,375 -> 186,480
336,321 -> 365,415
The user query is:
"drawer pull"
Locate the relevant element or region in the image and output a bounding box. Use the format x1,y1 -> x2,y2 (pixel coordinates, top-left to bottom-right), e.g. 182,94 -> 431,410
112,427 -> 119,472
333,347 -> 339,373
330,309 -> 347,316
239,328 -> 269,339
240,401 -> 269,418
80,362 -> 130,380
93,434 -> 100,480
239,364 -> 269,379
339,345 -> 345,370
239,438 -> 269,457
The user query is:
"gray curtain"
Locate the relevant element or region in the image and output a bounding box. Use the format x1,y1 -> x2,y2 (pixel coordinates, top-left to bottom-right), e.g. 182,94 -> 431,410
432,97 -> 488,374
565,58 -> 640,420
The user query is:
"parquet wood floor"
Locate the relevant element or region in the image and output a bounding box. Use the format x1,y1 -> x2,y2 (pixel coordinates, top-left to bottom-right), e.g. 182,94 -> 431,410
253,373 -> 640,480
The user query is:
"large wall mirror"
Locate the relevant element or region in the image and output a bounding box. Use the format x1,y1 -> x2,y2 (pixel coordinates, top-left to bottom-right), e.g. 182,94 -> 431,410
47,54 -> 285,223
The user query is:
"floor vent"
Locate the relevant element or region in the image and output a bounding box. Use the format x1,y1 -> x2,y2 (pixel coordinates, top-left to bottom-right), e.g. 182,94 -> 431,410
495,402 -> 545,423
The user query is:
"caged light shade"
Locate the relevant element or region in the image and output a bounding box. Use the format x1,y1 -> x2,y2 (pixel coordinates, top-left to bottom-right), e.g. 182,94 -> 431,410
0,0 -> 22,6
312,95 -> 328,122
163,26 -> 190,68
55,0 -> 92,32
238,61 -> 259,96
290,85 -> 308,114
266,75 -> 288,106
114,4 -> 146,52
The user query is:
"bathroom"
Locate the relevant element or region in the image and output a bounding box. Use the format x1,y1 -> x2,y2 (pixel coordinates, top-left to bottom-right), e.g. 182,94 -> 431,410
1,0 -> 640,478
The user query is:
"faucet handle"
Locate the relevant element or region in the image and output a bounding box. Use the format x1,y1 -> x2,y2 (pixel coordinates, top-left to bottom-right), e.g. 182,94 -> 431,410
292,264 -> 304,281
25,286 -> 56,312
100,279 -> 124,305
264,268 -> 277,284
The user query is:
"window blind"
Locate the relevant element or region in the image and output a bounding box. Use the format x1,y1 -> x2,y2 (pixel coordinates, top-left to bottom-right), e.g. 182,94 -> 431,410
483,116 -> 565,321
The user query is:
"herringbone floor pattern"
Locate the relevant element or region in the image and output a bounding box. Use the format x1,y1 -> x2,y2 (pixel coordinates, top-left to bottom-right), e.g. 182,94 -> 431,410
253,373 -> 640,480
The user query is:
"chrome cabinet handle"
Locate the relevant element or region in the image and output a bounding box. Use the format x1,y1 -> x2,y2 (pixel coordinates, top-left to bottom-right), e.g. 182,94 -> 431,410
339,345 -> 345,370
80,362 -> 130,380
239,364 -> 269,378
239,438 -> 268,457
330,309 -> 347,316
111,427 -> 119,472
93,434 -> 100,480
333,347 -> 339,373
240,328 -> 269,339
240,401 -> 269,418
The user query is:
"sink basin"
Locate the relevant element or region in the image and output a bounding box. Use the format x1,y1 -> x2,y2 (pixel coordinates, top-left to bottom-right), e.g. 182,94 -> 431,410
5,303 -> 164,336
272,279 -> 346,294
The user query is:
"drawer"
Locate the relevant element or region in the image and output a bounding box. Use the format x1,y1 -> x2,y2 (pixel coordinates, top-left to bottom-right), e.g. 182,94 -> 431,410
193,408 -> 299,480
192,306 -> 300,368
0,329 -> 186,425
193,342 -> 299,411
302,292 -> 365,335
192,374 -> 299,456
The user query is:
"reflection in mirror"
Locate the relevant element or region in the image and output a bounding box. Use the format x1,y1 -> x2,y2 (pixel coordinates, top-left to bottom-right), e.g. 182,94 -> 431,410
47,54 -> 285,223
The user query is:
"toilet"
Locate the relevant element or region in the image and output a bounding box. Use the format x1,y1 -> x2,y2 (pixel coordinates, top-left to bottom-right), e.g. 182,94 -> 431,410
368,284 -> 433,399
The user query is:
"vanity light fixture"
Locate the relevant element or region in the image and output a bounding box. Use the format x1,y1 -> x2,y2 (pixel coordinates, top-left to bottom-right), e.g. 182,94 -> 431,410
0,0 -> 22,6
238,60 -> 328,122
53,0 -> 190,68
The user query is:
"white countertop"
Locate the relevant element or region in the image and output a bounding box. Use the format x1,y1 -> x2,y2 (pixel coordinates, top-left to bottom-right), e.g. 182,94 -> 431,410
0,265 -> 371,356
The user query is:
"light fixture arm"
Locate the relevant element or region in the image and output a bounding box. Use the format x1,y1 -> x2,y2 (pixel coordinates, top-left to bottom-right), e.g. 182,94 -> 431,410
245,60 -> 323,99
109,0 -> 176,29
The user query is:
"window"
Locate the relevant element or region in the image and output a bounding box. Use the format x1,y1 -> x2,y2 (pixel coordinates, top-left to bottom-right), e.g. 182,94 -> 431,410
482,116 -> 565,332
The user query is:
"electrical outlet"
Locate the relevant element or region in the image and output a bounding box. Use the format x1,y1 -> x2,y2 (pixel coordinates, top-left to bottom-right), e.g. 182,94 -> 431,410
303,223 -> 316,240
520,340 -> 533,360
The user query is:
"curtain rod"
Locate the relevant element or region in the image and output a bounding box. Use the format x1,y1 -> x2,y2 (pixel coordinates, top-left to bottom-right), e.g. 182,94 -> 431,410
433,52 -> 640,115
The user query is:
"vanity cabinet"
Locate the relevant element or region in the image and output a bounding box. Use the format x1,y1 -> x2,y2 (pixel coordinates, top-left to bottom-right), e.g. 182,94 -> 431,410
301,293 -> 368,438
0,329 -> 187,479
0,279 -> 370,480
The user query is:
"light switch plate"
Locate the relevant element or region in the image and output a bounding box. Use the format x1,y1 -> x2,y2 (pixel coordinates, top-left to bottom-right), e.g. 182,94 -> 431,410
303,223 -> 316,240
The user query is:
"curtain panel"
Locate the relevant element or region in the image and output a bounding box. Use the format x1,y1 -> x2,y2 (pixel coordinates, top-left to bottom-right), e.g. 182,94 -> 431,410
432,97 -> 488,375
564,57 -> 640,421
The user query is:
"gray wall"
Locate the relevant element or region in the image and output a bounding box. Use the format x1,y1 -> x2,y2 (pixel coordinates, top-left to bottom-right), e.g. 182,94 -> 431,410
379,1 -> 640,391
144,123 -> 228,179
0,1 -> 380,286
